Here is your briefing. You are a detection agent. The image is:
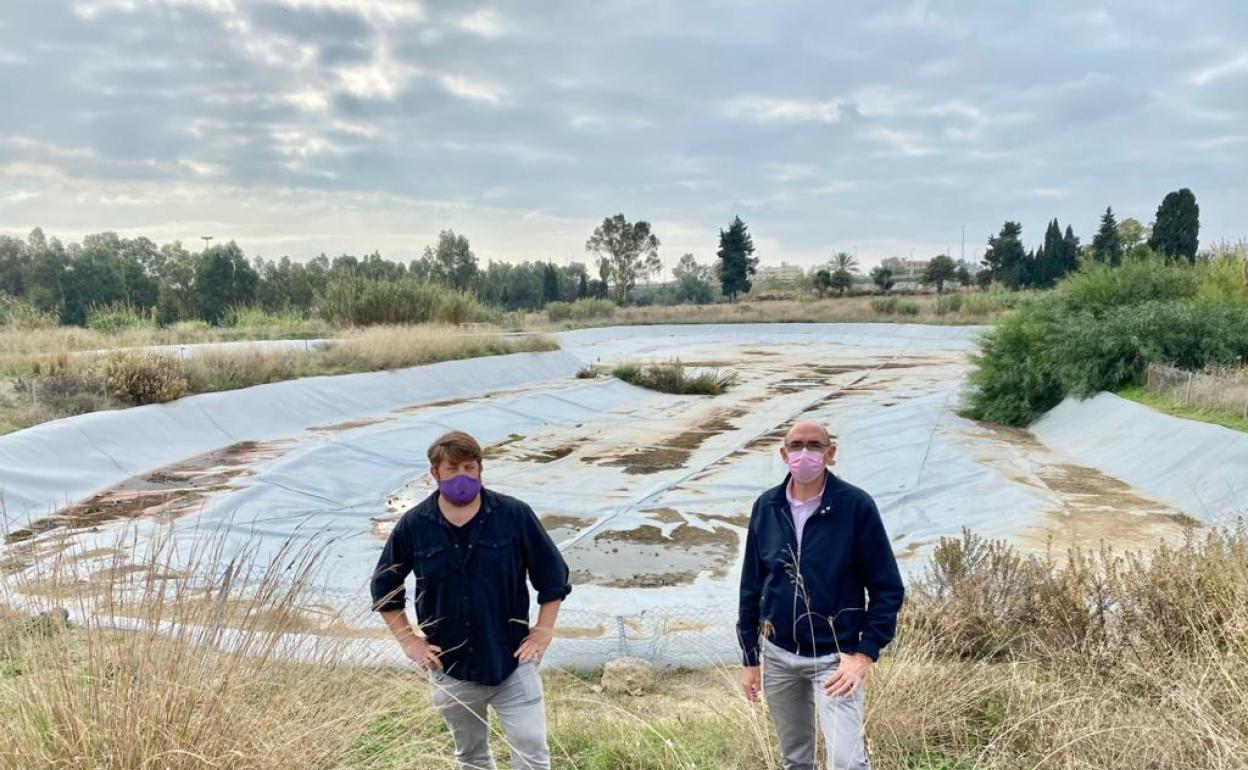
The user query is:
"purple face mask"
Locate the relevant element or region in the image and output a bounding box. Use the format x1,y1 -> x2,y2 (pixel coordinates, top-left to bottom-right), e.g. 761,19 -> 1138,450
438,473 -> 482,506
786,449 -> 826,484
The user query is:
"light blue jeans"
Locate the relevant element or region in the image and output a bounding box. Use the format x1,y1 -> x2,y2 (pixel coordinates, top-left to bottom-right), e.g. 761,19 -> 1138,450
761,638 -> 871,770
428,662 -> 550,770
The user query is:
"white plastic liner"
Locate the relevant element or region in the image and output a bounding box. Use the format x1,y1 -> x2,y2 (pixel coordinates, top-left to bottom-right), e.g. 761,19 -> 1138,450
0,349 -> 583,521
1032,392 -> 1248,524
3,322 -> 1241,667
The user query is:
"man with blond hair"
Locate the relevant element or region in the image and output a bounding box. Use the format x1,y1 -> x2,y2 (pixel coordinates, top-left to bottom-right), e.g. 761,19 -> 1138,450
738,420 -> 904,770
372,430 -> 571,770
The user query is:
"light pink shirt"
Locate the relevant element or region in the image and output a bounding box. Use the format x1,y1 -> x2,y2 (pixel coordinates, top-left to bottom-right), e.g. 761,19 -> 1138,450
786,480 -> 825,548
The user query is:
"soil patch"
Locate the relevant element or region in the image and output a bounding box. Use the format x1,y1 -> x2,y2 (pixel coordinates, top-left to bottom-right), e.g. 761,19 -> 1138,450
309,417 -> 387,433
519,444 -> 575,463
15,441 -> 287,539
598,409 -> 744,474
565,523 -> 739,588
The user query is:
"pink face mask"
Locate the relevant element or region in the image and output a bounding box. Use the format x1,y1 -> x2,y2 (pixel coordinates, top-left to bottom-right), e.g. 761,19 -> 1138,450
786,449 -> 826,484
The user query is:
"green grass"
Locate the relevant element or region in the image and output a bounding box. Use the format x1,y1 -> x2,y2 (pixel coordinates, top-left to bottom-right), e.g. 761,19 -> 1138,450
1117,384 -> 1248,432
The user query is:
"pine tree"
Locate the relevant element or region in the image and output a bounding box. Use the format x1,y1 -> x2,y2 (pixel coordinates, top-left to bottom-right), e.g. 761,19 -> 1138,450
1091,207 -> 1123,266
717,216 -> 758,302
1031,218 -> 1069,288
541,262 -> 560,304
1061,225 -> 1081,276
1149,188 -> 1200,264
982,221 -> 1027,289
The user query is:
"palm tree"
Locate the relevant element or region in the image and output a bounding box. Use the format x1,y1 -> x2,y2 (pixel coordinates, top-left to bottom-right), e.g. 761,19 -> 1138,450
831,252 -> 858,273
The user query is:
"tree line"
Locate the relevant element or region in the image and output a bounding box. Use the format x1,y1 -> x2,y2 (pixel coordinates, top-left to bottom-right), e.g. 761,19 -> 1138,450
980,187 -> 1200,290
0,187 -> 1205,328
0,213 -> 765,327
0,229 -> 610,327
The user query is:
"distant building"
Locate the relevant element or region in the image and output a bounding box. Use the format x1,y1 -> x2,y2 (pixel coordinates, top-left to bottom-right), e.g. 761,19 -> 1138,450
756,262 -> 805,282
880,256 -> 930,276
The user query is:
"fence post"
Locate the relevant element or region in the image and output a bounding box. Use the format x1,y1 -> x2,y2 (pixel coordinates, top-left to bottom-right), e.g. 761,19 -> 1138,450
616,615 -> 627,658
1185,371 -> 1194,404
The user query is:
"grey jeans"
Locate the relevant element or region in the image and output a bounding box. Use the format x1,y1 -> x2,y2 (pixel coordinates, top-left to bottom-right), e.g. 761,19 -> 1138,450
761,638 -> 871,770
428,662 -> 550,770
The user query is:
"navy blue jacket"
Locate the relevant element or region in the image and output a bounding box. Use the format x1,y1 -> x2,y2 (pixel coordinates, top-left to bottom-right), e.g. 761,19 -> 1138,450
737,471 -> 904,666
371,488 -> 572,686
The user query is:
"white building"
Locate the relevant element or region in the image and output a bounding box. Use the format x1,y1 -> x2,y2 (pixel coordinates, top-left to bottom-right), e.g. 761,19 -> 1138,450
755,262 -> 805,282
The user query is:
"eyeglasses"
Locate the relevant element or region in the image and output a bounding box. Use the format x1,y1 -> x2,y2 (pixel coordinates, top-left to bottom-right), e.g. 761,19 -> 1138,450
785,441 -> 832,452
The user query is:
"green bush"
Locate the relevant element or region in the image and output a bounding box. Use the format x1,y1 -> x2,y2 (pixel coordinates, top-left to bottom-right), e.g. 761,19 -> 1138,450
0,297 -> 59,330
933,294 -> 963,315
1196,254 -> 1248,302
960,293 -> 1005,318
315,278 -> 487,327
85,303 -> 154,333
962,306 -> 1065,424
871,297 -> 898,315
547,298 -> 616,323
220,305 -> 305,329
104,351 -> 188,405
897,300 -> 921,316
1056,258 -> 1199,315
963,259 -> 1248,425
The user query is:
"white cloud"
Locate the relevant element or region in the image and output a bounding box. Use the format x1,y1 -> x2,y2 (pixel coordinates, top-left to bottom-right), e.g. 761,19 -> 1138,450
763,163 -> 817,183
868,127 -> 930,157
438,73 -> 506,105
180,159 -> 226,177
723,96 -> 846,124
285,87 -> 331,112
1190,51 -> 1248,86
458,8 -> 506,39
336,42 -> 419,100
1025,187 -> 1069,199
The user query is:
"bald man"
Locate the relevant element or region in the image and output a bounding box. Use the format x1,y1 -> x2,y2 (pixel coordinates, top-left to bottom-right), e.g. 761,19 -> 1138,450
737,420 -> 904,770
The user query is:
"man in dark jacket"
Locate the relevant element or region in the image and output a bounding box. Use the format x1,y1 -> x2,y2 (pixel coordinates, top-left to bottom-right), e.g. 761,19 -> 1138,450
737,420 -> 904,770
372,430 -> 571,770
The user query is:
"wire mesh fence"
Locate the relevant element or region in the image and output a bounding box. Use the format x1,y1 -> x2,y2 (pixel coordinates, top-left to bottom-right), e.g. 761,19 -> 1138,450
1144,362 -> 1248,420
542,605 -> 741,668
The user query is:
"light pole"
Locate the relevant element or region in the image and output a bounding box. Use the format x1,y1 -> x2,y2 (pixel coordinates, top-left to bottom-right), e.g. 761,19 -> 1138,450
200,235 -> 213,252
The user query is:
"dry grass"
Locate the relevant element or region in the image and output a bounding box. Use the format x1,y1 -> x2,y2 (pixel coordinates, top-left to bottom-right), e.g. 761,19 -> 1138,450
0,327 -> 558,435
527,292 -> 1014,331
1137,363 -> 1248,429
3,524 -> 1247,769
0,319 -> 335,359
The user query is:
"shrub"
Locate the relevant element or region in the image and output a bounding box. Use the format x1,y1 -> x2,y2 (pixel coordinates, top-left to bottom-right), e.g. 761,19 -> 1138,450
906,524 -> 1248,675
897,300 -> 921,316
547,298 -> 616,323
933,294 -> 963,316
14,371 -> 111,416
85,303 -> 154,333
220,305 -> 305,329
960,293 -> 1005,318
964,260 -> 1248,425
315,278 -> 487,327
961,304 -> 1065,425
105,351 -> 188,405
1056,258 -> 1199,315
613,361 -> 737,395
871,297 -> 898,315
0,297 -> 58,330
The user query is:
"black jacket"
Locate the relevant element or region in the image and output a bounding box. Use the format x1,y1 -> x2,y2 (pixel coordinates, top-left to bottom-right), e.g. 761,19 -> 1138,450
737,471 -> 904,666
371,488 -> 572,686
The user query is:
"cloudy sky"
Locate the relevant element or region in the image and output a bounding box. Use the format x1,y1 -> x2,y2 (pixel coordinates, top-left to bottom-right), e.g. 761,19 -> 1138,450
1,1 -> 1246,272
